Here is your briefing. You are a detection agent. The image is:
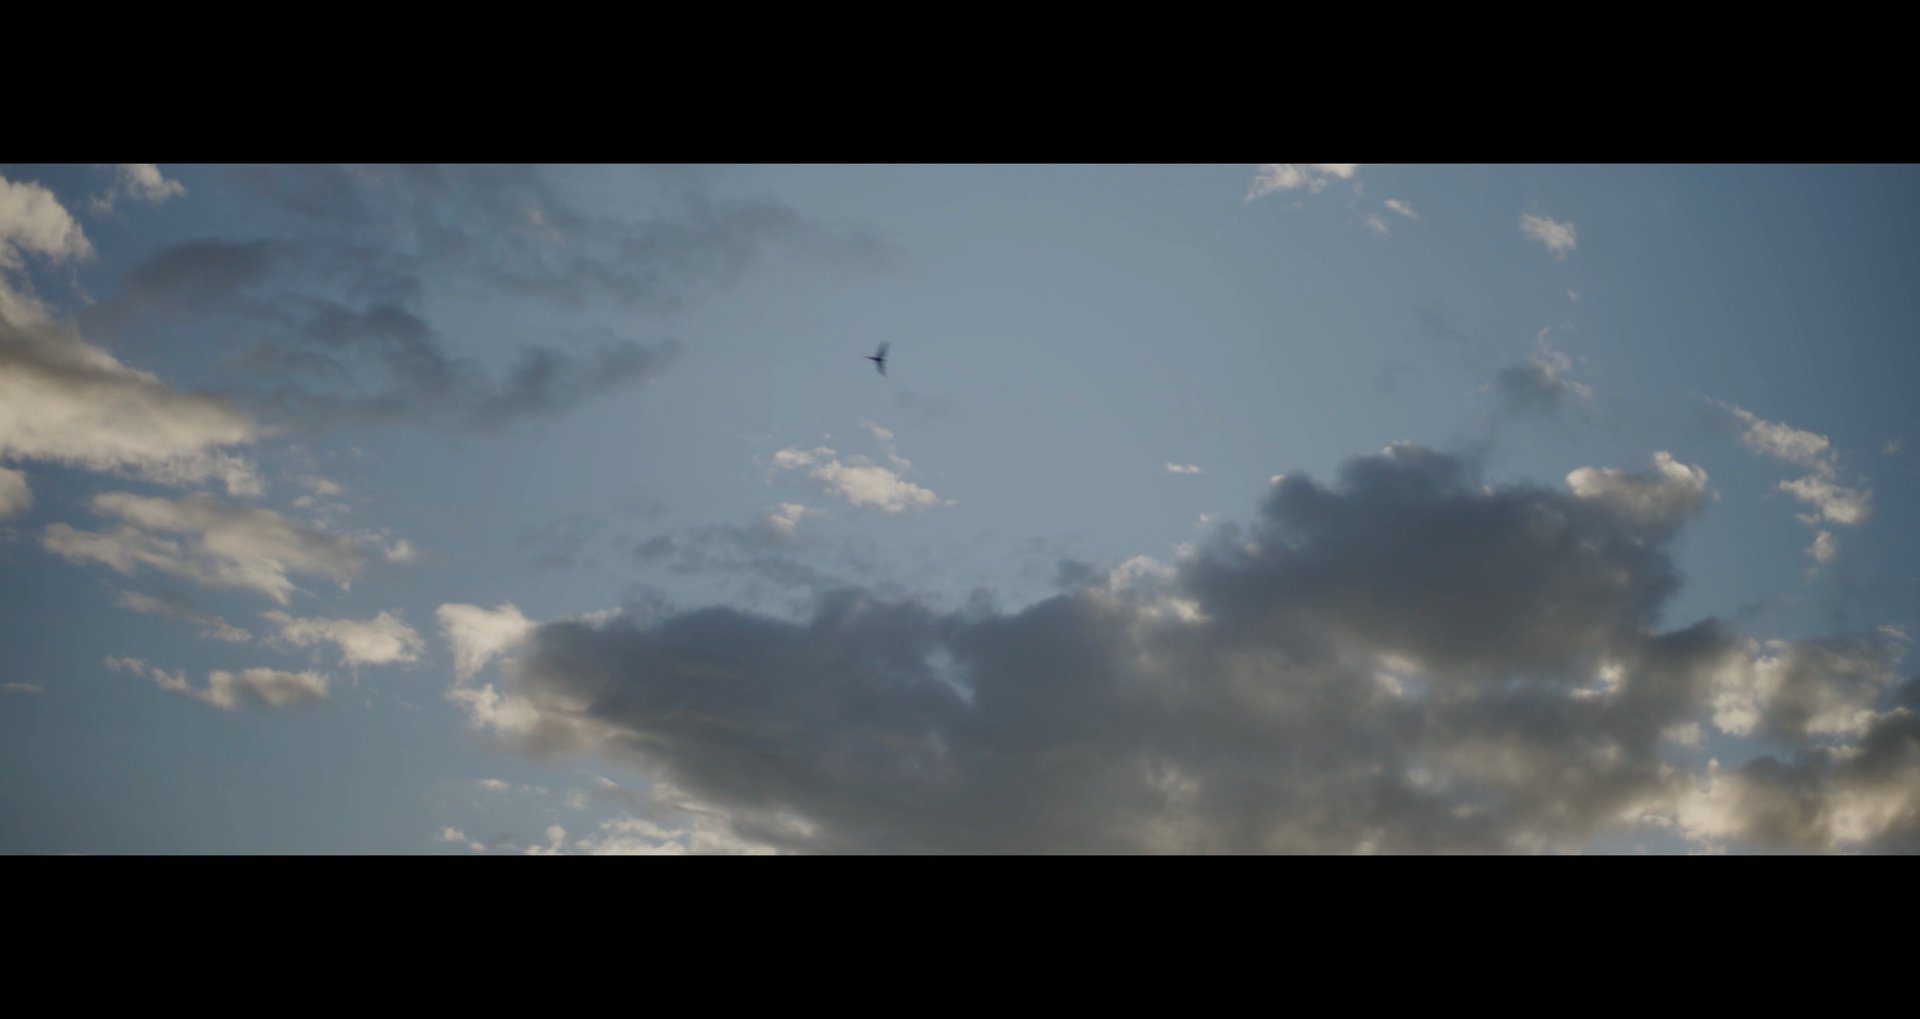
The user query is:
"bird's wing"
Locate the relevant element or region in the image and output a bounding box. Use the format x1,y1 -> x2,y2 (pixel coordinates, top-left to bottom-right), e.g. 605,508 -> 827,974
875,359 -> 886,376
875,342 -> 890,359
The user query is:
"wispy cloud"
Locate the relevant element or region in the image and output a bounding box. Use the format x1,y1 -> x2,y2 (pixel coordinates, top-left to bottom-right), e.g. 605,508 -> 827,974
106,655 -> 328,710
1520,214 -> 1577,259
262,609 -> 424,667
1384,198 -> 1417,219
1245,164 -> 1360,202
1164,463 -> 1205,475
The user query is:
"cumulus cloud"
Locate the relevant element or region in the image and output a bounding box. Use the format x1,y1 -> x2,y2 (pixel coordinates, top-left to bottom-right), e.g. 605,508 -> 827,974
0,466 -> 28,519
89,164 -> 187,214
0,175 -> 93,271
431,442 -> 1920,853
115,588 -> 252,643
106,655 -> 328,710
435,602 -> 535,679
1245,164 -> 1360,201
42,492 -> 376,604
1384,199 -> 1417,219
0,318 -> 264,493
1566,452 -> 1711,529
1520,214 -> 1577,258
1706,632 -> 1906,744
1491,332 -> 1592,417
262,609 -> 424,667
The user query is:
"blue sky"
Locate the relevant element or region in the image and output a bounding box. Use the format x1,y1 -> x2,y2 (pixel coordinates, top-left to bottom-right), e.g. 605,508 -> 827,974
2,164 -> 1915,853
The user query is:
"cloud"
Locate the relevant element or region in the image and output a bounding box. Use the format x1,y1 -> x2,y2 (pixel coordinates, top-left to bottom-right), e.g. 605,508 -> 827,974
436,443 -> 1920,853
437,826 -> 486,852
79,168 -> 891,433
1779,475 -> 1872,526
1720,403 -> 1832,470
1491,332 -> 1591,417
765,502 -> 820,539
0,318 -> 264,493
2,682 -> 42,695
1707,632 -> 1906,744
435,602 -> 535,679
1384,199 -> 1417,219
262,609 -> 424,667
115,588 -> 252,643
1164,463 -> 1205,475
1245,164 -> 1360,202
1566,452 -> 1711,529
1885,438 -> 1904,456
1805,530 -> 1837,566
42,492 -> 376,604
0,175 -> 92,270
1519,214 -> 1577,259
1363,214 -> 1391,236
0,466 -> 28,519
106,655 -> 328,710
768,444 -> 948,513
89,164 -> 187,214
1712,401 -> 1874,540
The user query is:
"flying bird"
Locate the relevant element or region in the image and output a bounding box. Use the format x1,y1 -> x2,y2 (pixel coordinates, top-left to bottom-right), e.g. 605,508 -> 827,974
866,342 -> 889,377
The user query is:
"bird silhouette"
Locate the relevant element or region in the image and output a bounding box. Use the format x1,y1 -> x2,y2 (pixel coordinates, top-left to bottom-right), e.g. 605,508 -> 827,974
866,342 -> 889,377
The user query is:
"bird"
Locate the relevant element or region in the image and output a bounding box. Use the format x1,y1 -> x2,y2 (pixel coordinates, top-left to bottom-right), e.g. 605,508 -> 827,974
865,342 -> 889,377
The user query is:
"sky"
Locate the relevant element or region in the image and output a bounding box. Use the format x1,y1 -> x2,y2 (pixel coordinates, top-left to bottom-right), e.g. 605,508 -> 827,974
2,163 -> 1917,854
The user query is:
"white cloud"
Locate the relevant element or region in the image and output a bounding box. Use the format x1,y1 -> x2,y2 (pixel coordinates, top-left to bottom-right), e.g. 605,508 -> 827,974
1714,402 -> 1874,545
1,320 -> 263,492
1164,463 -> 1204,475
115,589 -> 252,643
106,655 -> 328,710
525,824 -> 569,856
262,609 -> 424,667
771,444 -> 948,513
89,164 -> 186,214
435,602 -> 535,679
1384,198 -> 1417,219
1363,214 -> 1390,236
1721,404 -> 1831,470
1885,437 -> 1905,456
436,826 -> 485,852
1566,452 -> 1710,528
1779,475 -> 1872,526
43,492 -> 372,604
1805,530 -> 1836,565
0,466 -> 28,519
1245,164 -> 1360,201
765,502 -> 819,538
811,460 -> 945,512
0,175 -> 93,271
2,682 -> 42,695
1519,214 -> 1577,258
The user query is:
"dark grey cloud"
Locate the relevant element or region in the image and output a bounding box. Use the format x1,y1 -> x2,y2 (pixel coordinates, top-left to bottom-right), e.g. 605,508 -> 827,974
440,443 -> 1920,853
82,166 -> 892,433
219,165 -> 893,313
